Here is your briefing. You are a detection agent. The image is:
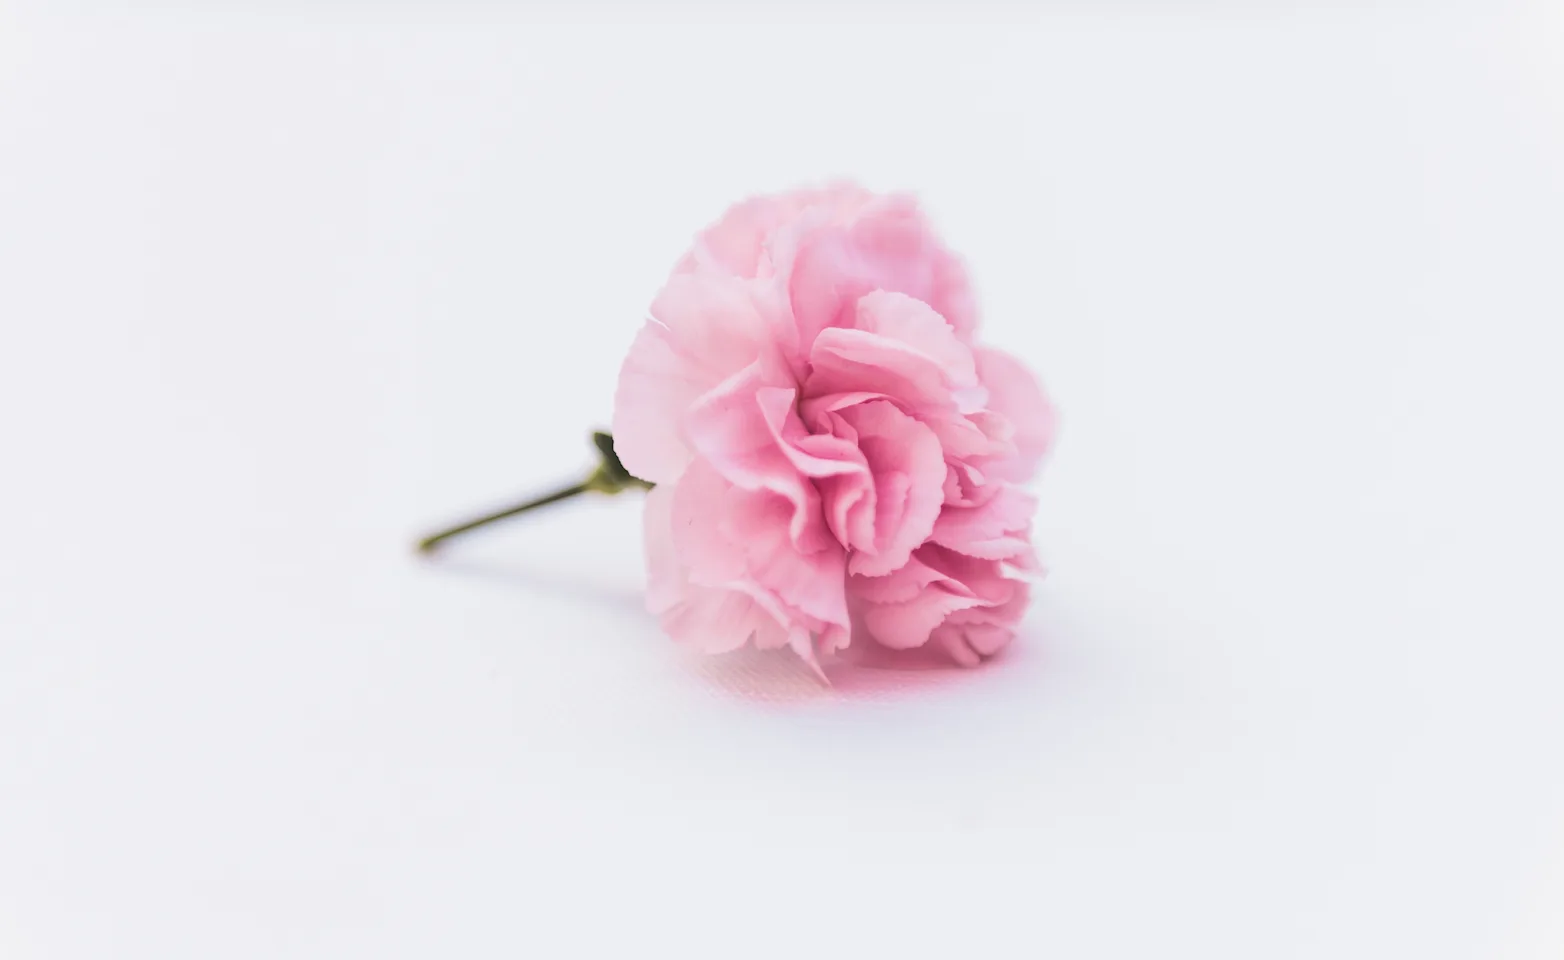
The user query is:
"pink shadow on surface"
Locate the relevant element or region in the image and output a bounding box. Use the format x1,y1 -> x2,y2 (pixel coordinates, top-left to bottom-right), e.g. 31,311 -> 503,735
680,636 -> 1025,705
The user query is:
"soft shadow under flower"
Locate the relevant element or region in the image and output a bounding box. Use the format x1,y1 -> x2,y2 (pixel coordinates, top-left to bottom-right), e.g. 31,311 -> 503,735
681,630 -> 1031,705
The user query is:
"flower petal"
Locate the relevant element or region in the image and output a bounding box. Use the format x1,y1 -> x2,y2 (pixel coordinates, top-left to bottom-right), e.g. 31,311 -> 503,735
853,290 -> 979,392
849,544 -> 1030,662
929,483 -> 1038,561
612,320 -> 702,484
613,273 -> 783,484
641,482 -> 684,616
677,183 -> 873,280
671,459 -> 849,634
974,347 -> 1056,483
836,400 -> 947,577
686,362 -> 863,549
860,587 -> 987,650
660,583 -> 785,654
803,291 -> 980,415
620,183 -> 1051,669
783,194 -> 979,349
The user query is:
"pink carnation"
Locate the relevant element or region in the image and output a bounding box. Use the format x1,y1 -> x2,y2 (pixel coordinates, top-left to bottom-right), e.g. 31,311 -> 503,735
613,184 -> 1055,671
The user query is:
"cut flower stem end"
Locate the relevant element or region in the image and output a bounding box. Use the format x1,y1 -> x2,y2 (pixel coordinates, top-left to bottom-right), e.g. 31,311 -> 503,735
415,431 -> 651,554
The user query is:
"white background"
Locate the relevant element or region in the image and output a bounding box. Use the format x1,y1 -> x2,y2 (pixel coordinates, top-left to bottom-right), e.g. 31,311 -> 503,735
3,3 -> 1563,957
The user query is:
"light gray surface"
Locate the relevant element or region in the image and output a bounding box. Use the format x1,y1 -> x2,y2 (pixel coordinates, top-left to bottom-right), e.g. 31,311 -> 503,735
2,5 -> 1562,958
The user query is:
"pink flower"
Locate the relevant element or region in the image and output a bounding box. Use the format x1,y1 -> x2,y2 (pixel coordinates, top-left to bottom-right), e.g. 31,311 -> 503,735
613,184 -> 1055,671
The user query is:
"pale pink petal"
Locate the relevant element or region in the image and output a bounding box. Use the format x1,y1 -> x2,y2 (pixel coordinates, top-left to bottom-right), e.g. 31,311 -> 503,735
670,459 -> 849,635
613,273 -> 785,485
784,194 -> 980,348
974,347 -> 1056,483
677,183 -> 873,279
929,483 -> 1038,560
803,292 -> 980,415
917,544 -> 1024,605
669,461 -> 750,590
677,194 -> 788,279
805,328 -> 949,410
660,583 -> 780,654
853,290 -> 979,391
648,273 -> 780,375
647,477 -> 799,655
920,408 -> 1010,463
612,320 -> 702,484
641,483 -> 684,616
724,486 -> 850,628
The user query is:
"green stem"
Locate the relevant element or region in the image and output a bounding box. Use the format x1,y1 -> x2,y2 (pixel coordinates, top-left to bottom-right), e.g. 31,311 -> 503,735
415,431 -> 649,554
416,481 -> 594,553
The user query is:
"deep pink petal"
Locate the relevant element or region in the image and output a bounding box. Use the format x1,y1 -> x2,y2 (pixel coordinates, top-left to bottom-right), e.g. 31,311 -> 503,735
936,628 -> 985,667
754,386 -> 864,481
931,581 -> 1031,661
686,362 -> 869,553
848,553 -> 955,605
860,588 -> 987,650
837,400 -> 947,577
684,363 -> 819,543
